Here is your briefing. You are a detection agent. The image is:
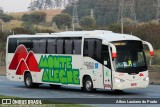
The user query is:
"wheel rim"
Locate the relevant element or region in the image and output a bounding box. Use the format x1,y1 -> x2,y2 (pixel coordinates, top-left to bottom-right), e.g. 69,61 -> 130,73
86,81 -> 92,91
26,76 -> 31,86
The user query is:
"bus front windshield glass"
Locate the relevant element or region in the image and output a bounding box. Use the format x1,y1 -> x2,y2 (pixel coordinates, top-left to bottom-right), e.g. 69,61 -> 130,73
112,41 -> 147,73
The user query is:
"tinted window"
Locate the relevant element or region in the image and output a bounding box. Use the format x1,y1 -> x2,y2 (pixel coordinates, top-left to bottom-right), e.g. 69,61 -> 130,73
17,38 -> 33,52
8,37 -> 82,55
8,38 -> 17,53
65,39 -> 73,54
83,38 -> 102,62
73,39 -> 81,54
57,39 -> 64,54
102,45 -> 111,69
47,39 -> 56,54
33,39 -> 46,53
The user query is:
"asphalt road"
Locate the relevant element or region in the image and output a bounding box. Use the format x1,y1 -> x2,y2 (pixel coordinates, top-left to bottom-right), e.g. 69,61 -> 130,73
0,76 -> 160,107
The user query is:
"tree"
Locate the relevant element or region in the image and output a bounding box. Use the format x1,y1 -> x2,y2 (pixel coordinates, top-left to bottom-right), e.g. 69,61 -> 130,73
21,14 -> 32,22
31,12 -> 46,23
0,7 -> 4,15
21,12 -> 46,24
0,14 -> 13,22
28,0 -> 65,11
80,16 -> 96,29
45,0 -> 54,9
52,13 -> 72,29
12,27 -> 34,34
0,7 -> 13,22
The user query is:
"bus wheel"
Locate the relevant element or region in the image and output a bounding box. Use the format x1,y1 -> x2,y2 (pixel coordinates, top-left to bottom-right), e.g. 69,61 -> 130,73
24,73 -> 39,88
49,84 -> 61,88
84,76 -> 95,92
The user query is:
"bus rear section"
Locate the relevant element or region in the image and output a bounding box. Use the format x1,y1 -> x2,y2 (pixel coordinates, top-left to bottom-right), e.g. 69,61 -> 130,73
6,36 -> 83,88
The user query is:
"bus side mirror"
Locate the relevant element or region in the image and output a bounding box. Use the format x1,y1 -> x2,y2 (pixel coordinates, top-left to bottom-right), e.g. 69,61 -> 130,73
143,41 -> 154,56
109,43 -> 117,58
150,51 -> 154,56
112,53 -> 117,58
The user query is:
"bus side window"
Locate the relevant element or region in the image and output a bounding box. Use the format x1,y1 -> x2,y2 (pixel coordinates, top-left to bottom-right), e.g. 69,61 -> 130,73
8,38 -> 17,53
95,39 -> 102,62
88,39 -> 95,58
33,39 -> 46,53
18,39 -> 33,52
83,40 -> 88,56
57,39 -> 64,54
73,39 -> 81,54
65,39 -> 73,54
47,39 -> 56,54
83,38 -> 102,62
102,45 -> 111,69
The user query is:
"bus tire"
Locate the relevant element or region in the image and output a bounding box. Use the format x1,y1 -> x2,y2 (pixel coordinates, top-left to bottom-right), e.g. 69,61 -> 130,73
83,76 -> 95,93
49,84 -> 61,88
24,73 -> 39,88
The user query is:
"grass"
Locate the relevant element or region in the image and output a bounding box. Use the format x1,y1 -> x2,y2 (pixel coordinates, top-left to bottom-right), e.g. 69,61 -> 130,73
4,20 -> 23,31
0,95 -> 92,107
3,20 -> 56,33
4,9 -> 63,32
9,9 -> 63,22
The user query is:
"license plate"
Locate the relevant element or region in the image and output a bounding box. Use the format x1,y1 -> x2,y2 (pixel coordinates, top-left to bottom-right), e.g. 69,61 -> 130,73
131,83 -> 137,86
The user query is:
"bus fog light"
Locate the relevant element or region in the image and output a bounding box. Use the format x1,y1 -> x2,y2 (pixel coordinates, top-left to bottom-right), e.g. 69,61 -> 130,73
114,78 -> 125,83
143,77 -> 149,81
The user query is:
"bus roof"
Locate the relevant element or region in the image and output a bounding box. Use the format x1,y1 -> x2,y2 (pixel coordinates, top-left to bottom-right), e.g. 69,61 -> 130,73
8,30 -> 141,42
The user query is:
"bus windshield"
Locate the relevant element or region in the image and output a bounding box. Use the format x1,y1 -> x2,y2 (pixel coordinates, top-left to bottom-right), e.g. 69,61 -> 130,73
112,40 -> 147,74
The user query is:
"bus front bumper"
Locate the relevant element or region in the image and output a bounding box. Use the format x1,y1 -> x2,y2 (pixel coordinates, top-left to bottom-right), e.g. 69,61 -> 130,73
112,78 -> 149,90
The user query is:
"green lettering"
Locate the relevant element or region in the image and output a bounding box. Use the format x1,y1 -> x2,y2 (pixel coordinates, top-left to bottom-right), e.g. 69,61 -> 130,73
66,57 -> 72,69
42,69 -> 49,82
59,69 -> 67,84
39,55 -> 48,68
73,69 -> 80,84
48,69 -> 54,82
60,57 -> 66,69
67,70 -> 73,84
53,56 -> 60,68
53,69 -> 59,83
48,56 -> 54,69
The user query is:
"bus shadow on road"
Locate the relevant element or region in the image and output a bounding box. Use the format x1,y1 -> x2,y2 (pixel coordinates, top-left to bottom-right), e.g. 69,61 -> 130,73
18,84 -> 145,97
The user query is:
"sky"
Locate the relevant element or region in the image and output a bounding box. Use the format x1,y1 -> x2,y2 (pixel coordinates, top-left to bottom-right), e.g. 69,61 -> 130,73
0,0 -> 31,13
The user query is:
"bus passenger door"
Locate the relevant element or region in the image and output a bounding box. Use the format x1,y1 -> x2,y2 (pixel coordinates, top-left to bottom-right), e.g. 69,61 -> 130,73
102,45 -> 112,89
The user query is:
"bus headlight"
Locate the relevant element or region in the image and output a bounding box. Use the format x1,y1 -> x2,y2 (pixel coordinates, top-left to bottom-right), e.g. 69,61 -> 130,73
114,78 -> 125,83
143,77 -> 149,81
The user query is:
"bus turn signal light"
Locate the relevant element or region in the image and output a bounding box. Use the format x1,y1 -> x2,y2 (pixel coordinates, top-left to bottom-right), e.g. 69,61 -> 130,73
150,51 -> 154,56
112,53 -> 117,58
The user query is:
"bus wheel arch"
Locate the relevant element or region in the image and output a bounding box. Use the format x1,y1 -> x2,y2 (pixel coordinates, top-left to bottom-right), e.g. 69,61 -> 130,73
24,71 -> 39,88
82,75 -> 96,92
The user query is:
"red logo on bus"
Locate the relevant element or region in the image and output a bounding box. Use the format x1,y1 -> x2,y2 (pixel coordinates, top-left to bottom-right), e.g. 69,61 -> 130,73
9,45 -> 41,75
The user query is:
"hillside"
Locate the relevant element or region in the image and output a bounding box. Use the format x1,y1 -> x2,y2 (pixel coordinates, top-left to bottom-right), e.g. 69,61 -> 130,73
9,9 -> 63,22
64,0 -> 157,26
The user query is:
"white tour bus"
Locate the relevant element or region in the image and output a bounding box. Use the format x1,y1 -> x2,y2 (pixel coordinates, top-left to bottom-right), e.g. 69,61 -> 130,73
6,30 -> 154,92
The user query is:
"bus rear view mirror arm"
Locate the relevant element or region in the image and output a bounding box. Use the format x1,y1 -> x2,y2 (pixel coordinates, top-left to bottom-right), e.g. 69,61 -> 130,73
109,43 -> 117,58
142,41 -> 154,56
